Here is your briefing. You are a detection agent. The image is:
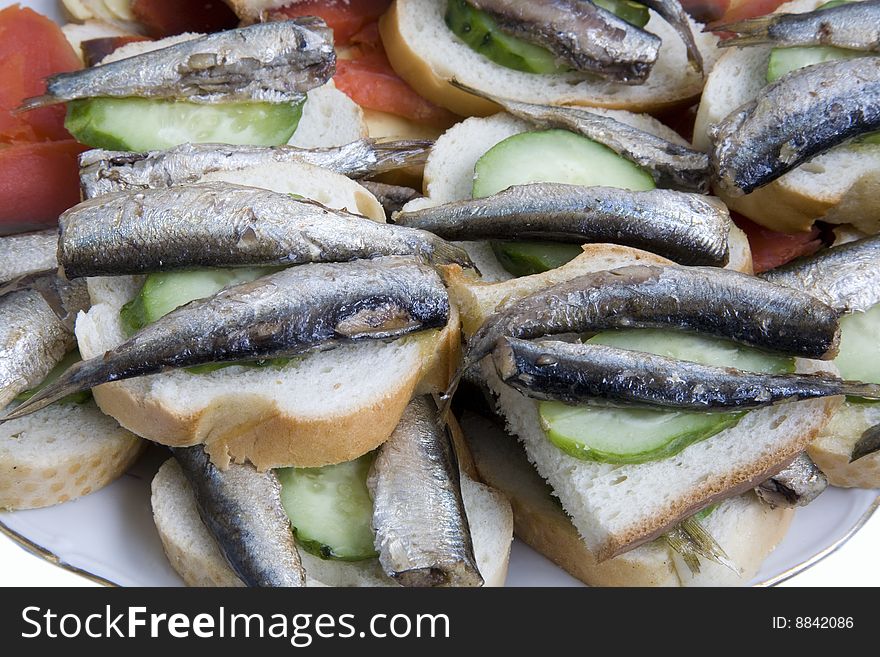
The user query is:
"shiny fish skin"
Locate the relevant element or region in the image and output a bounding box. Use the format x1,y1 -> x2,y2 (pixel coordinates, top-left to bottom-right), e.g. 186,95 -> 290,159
393,184 -> 731,266
172,445 -> 305,587
20,19 -> 335,109
634,0 -> 704,71
710,57 -> 880,196
492,336 -> 879,410
756,453 -> 828,507
716,0 -> 880,50
1,258 -> 449,421
0,230 -> 58,285
451,84 -> 709,193
78,139 -> 434,198
759,235 -> 880,314
459,264 -> 840,386
367,396 -> 483,587
0,276 -> 89,409
467,0 -> 660,84
58,182 -> 474,278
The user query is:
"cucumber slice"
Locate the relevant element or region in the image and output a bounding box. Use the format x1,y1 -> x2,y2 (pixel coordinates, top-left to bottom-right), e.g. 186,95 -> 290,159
66,97 -> 304,151
538,330 -> 796,464
276,454 -> 378,562
766,45 -> 866,82
490,241 -> 583,276
120,267 -> 276,335
473,129 -> 655,199
445,0 -> 649,75
834,303 -> 880,385
15,350 -> 91,406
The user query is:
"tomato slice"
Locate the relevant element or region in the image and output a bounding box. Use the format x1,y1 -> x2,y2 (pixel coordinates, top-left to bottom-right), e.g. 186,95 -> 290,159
732,213 -> 824,273
0,5 -> 81,143
131,0 -> 238,39
269,0 -> 392,46
0,140 -> 87,234
679,0 -> 791,25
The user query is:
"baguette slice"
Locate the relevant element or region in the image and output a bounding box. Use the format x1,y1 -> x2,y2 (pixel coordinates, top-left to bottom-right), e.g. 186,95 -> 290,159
72,102 -> 455,470
0,401 -> 142,510
380,0 -> 720,116
808,402 -> 880,488
446,245 -> 839,560
404,112 -> 753,285
462,411 -> 794,586
693,0 -> 880,233
151,455 -> 514,587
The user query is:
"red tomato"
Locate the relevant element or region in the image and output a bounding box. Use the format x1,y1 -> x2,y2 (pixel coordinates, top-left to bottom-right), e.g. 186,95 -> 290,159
0,140 -> 87,234
679,0 -> 791,25
732,213 -> 824,273
269,0 -> 392,46
131,0 -> 238,39
0,5 -> 81,143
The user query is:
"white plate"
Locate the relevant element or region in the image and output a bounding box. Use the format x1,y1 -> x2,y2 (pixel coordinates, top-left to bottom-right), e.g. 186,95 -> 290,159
2,0 -> 878,587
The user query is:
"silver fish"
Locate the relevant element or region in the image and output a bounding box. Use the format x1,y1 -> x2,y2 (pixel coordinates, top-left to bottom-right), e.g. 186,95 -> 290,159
451,82 -> 710,193
0,230 -> 58,285
710,57 -> 880,196
633,0 -> 704,71
393,184 -> 731,266
756,453 -> 828,507
716,0 -> 880,50
58,182 -> 474,278
172,445 -> 305,587
367,396 -> 483,587
466,0 -> 661,84
851,423 -> 880,462
492,336 -> 879,410
2,258 -> 449,421
760,234 -> 880,314
20,19 -> 335,110
360,181 -> 422,217
0,276 -> 89,408
664,515 -> 736,575
78,139 -> 434,198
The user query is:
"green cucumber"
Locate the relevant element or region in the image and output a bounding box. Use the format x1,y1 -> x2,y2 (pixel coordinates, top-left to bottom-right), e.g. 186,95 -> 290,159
834,304 -> 880,403
473,129 -> 655,276
66,97 -> 304,151
537,330 -> 796,464
445,0 -> 649,74
473,129 -> 655,198
120,267 -> 276,335
14,350 -> 91,406
276,454 -> 378,562
490,241 -> 584,277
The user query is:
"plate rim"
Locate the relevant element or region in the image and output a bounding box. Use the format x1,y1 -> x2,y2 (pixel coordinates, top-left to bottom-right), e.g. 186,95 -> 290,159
3,492 -> 878,587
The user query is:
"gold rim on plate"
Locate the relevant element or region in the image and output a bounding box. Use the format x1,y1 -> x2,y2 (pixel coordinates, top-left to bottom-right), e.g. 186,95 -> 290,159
2,494 -> 878,587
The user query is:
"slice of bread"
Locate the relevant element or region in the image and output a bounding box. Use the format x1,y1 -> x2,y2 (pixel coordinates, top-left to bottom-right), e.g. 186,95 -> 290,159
693,0 -> 880,233
151,455 -> 514,587
462,410 -> 794,586
380,0 -> 720,116
0,400 -> 142,510
405,112 -> 753,286
222,0 -> 302,20
61,0 -> 145,34
446,245 -> 838,559
61,20 -> 136,63
808,402 -> 880,488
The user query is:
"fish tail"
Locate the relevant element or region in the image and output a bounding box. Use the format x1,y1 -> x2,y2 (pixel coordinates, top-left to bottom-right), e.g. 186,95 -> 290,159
371,140 -> 434,174
17,94 -> 58,112
840,381 -> 880,401
436,367 -> 464,424
713,16 -> 775,47
851,424 -> 880,463
430,239 -> 480,273
1,358 -> 105,423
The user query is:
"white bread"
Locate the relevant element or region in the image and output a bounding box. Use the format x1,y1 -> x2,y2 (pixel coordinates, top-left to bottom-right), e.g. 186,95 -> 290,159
68,65 -> 434,470
808,402 -> 880,488
462,410 -> 794,586
60,0 -> 145,34
151,455 -> 513,587
380,0 -> 720,116
446,245 -> 838,559
0,400 -> 142,510
222,0 -> 302,20
693,0 -> 880,233
61,20 -> 136,63
405,112 -> 753,285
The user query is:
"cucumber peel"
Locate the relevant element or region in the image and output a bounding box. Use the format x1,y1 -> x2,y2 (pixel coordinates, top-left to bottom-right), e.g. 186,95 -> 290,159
14,350 -> 92,406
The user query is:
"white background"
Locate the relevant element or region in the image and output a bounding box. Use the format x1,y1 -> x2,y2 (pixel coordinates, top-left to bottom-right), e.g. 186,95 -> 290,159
1,0 -> 879,589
